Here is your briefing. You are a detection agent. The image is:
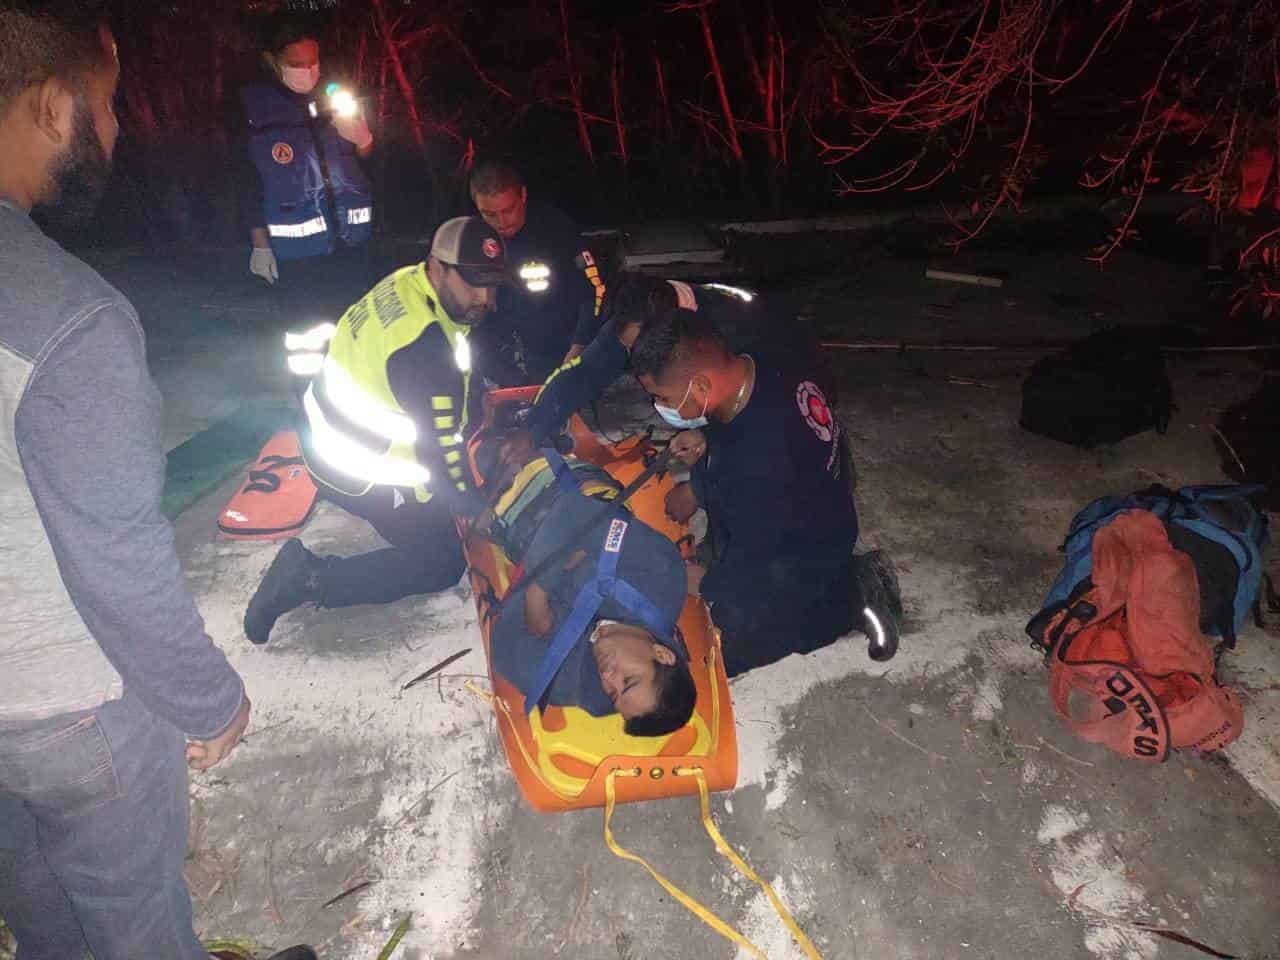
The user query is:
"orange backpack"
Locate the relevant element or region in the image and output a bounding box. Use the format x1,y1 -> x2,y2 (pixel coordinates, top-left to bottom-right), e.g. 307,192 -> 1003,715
1031,510 -> 1243,762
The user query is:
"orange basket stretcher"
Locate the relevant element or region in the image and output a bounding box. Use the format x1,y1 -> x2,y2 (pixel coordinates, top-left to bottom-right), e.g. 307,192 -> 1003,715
457,387 -> 822,958
458,387 -> 738,813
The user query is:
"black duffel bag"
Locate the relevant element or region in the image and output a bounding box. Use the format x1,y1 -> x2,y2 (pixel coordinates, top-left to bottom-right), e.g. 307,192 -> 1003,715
1020,326 -> 1173,448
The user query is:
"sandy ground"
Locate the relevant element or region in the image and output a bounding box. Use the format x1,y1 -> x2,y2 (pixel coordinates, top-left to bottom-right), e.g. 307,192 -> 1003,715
74,231 -> 1280,959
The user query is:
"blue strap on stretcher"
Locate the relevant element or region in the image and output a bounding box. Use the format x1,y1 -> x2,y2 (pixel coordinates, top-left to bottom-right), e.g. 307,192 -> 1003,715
523,449 -> 669,714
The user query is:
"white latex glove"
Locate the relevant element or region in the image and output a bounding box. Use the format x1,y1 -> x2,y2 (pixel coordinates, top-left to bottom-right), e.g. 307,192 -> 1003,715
249,247 -> 278,285
334,112 -> 373,150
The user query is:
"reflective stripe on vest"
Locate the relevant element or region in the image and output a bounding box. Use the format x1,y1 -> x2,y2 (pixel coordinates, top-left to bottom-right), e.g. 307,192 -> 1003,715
302,383 -> 430,488
317,354 -> 417,446
287,351 -> 324,376
269,216 -> 328,239
285,323 -> 337,378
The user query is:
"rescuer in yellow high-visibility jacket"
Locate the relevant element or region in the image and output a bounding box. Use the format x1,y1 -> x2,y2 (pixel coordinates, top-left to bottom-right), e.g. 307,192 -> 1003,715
244,216 -> 507,645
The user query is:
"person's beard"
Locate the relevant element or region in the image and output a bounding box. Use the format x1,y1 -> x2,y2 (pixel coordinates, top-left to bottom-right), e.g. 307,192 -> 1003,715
40,98 -> 111,232
437,277 -> 488,327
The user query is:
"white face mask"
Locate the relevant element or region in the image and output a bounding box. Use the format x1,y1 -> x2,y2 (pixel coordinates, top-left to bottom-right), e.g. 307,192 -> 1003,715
281,63 -> 320,94
654,379 -> 709,429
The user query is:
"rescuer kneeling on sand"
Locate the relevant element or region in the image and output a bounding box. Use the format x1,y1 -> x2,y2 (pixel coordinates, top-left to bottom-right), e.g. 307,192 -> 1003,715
243,217 -> 505,645
629,303 -> 902,675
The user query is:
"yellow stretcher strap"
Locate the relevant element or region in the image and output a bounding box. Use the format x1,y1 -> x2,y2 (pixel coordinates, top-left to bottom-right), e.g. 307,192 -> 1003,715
679,767 -> 822,959
603,768 -> 823,960
605,769 -> 767,959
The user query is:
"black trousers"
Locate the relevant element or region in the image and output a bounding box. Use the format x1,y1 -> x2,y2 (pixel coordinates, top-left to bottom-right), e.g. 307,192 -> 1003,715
710,550 -> 860,677
315,484 -> 466,609
269,243 -> 373,329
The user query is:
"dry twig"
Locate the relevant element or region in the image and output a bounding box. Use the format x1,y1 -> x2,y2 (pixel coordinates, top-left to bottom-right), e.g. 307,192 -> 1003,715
554,863 -> 592,955
1037,736 -> 1096,768
859,702 -> 947,762
1212,425 -> 1248,478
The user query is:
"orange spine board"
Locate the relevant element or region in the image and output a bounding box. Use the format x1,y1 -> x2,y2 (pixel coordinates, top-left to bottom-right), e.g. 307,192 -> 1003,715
461,399 -> 737,812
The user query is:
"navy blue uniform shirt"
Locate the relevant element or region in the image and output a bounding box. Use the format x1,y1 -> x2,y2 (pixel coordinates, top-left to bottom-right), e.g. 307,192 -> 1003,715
694,358 -> 858,608
495,201 -> 600,382
526,283 -> 821,444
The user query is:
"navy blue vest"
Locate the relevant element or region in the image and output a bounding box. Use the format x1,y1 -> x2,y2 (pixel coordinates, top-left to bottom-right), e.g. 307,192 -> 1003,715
239,80 -> 373,261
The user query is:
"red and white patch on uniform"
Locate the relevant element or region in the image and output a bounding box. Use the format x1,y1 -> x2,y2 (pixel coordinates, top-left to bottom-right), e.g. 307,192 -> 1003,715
271,142 -> 294,165
795,380 -> 834,442
482,237 -> 501,259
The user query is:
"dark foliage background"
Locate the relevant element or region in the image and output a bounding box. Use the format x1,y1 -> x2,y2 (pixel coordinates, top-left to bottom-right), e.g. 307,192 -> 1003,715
82,0 -> 1280,301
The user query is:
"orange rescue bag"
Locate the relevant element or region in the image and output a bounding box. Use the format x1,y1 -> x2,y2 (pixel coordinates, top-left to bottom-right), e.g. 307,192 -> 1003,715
217,430 -> 318,541
1034,510 -> 1243,762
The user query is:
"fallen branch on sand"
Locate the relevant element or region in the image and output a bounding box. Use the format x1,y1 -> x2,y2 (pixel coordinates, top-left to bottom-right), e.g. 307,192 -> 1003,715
859,702 -> 947,762
402,649 -> 472,690
391,770 -> 462,828
1211,425 -> 1247,478
321,879 -> 376,910
1065,883 -> 1237,958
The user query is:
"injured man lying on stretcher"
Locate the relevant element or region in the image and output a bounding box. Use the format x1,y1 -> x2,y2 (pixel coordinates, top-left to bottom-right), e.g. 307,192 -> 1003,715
476,429 -> 697,737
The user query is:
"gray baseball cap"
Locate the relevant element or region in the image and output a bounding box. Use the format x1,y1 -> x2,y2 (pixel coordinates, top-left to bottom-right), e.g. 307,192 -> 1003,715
429,216 -> 507,286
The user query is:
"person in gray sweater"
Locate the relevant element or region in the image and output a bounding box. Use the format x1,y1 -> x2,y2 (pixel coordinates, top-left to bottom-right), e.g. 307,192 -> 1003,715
0,6 -> 299,959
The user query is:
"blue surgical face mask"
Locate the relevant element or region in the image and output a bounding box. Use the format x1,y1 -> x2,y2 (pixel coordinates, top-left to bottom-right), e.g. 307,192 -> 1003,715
654,379 -> 709,429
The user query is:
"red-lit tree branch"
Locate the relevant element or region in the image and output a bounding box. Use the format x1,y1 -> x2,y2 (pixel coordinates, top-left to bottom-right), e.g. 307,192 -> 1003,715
670,0 -> 744,162
559,0 -> 596,166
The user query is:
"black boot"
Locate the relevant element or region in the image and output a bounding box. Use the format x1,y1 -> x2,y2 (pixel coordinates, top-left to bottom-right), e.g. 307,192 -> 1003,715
244,539 -> 323,645
853,549 -> 902,662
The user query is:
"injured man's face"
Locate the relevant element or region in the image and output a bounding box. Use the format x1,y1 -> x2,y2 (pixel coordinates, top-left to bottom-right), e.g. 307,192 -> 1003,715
590,620 -> 679,719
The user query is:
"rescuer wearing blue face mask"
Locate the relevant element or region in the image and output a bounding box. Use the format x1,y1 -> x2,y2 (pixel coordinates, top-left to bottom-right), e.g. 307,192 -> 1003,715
233,13 -> 374,322
524,274 -> 900,675
524,274 -> 813,448
631,307 -> 902,675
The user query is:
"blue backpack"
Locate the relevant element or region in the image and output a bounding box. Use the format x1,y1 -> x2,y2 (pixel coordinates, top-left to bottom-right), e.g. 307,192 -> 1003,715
1031,484 -> 1272,650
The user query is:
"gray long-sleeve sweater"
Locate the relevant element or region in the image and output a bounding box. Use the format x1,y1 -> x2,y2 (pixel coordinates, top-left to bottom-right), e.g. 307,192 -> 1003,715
0,200 -> 244,739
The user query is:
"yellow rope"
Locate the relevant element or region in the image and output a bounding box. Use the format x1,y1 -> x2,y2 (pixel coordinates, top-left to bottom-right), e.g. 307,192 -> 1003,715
676,767 -> 823,959
604,769 -> 768,959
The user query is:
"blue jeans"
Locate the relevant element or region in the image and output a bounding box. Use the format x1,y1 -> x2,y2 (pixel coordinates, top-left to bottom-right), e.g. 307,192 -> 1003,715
0,694 -> 207,960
